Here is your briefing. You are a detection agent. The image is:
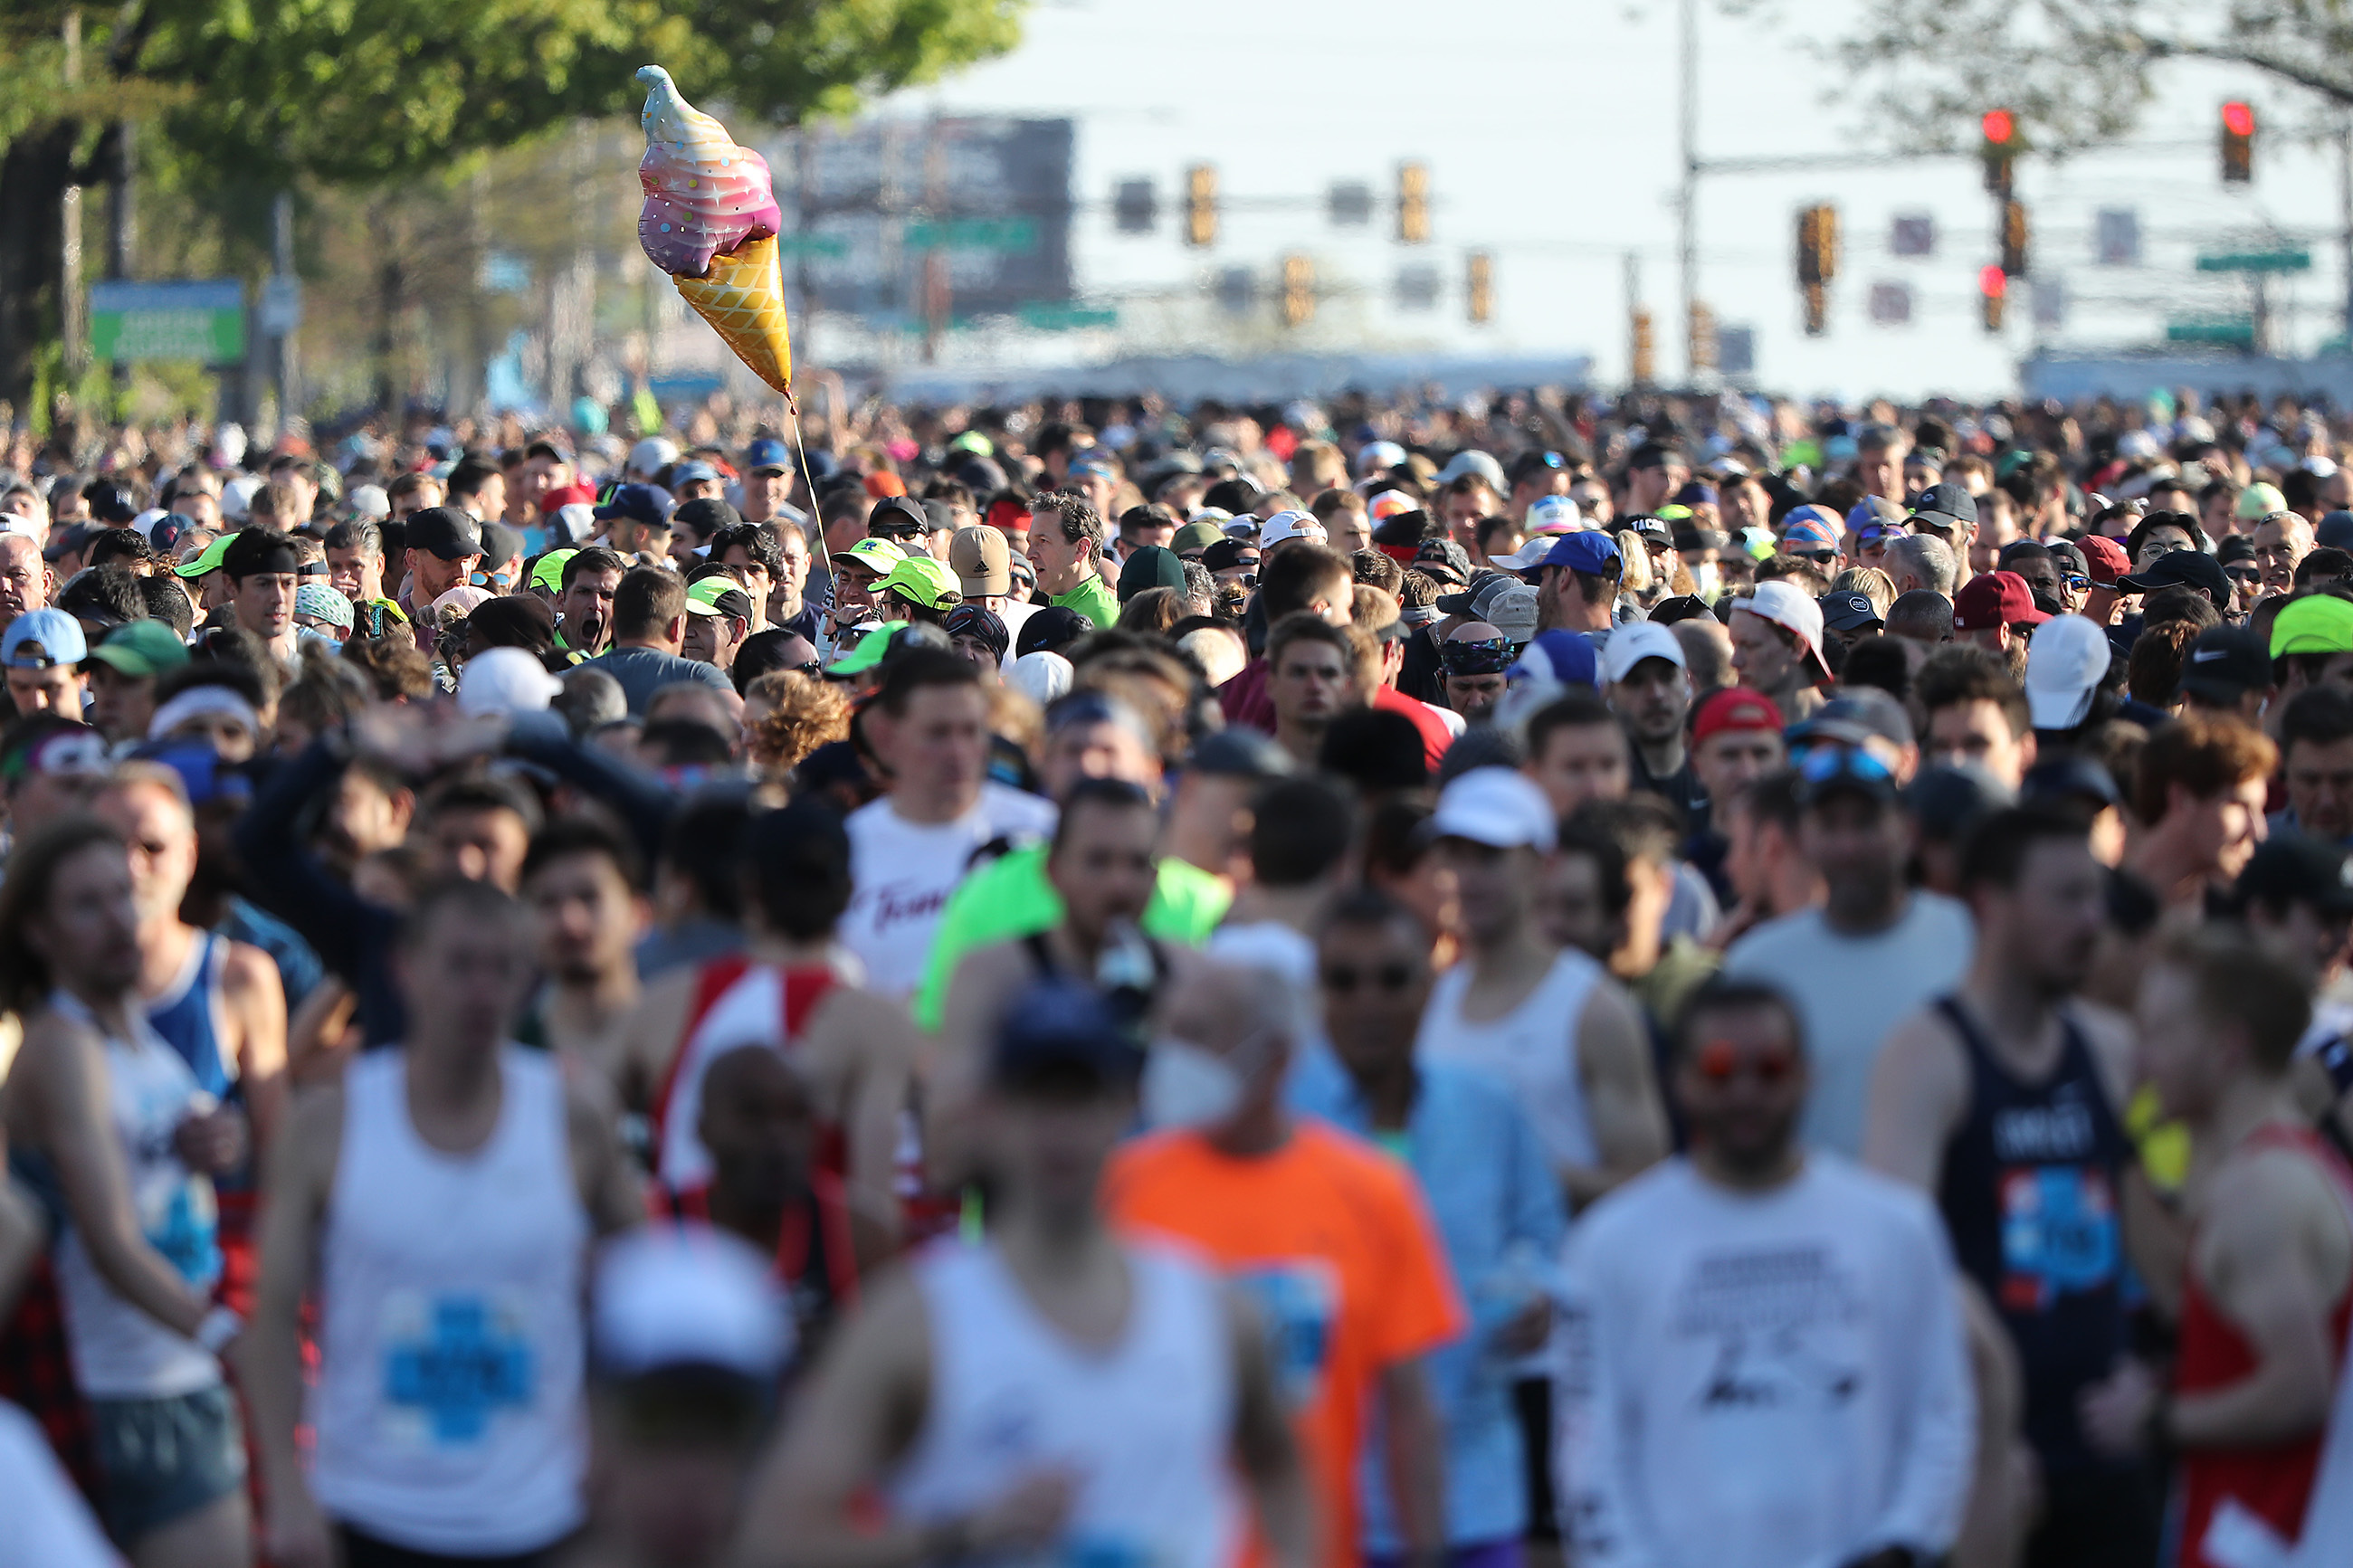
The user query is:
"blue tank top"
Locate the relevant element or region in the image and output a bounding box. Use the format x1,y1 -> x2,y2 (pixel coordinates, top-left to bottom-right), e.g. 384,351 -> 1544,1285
147,932 -> 233,1100
1932,995 -> 2135,1475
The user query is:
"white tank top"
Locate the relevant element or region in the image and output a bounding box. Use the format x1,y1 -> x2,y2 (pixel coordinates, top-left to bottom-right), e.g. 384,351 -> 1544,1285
47,991 -> 223,1401
310,1048 -> 588,1555
1416,950 -> 1603,1175
890,1240 -> 1241,1568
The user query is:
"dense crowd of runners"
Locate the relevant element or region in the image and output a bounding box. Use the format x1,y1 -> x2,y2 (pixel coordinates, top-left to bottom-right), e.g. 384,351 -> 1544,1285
0,384 -> 2350,1568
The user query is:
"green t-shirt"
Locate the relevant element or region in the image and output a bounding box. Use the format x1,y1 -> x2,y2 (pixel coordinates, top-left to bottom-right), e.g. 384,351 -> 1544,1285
1050,574 -> 1121,633
912,844 -> 1233,1031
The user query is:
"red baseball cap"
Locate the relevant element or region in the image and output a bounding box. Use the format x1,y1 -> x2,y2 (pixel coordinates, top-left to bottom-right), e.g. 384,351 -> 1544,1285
1691,687 -> 1786,746
1953,570 -> 2052,632
2080,535 -> 2129,584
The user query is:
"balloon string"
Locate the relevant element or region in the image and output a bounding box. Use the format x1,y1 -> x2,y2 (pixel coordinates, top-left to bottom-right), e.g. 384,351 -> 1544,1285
784,383 -> 833,579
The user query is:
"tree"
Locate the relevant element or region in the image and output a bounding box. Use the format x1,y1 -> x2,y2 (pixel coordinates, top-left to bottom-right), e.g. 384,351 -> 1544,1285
0,0 -> 1026,409
1835,0 -> 2353,150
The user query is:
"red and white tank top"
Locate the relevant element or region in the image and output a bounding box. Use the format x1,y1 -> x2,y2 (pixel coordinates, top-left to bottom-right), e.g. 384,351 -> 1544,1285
652,956 -> 840,1193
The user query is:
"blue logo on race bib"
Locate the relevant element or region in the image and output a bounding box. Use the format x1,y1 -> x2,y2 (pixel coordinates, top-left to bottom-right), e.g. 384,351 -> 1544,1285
147,1181 -> 221,1290
1998,1165 -> 2118,1313
383,1295 -> 535,1445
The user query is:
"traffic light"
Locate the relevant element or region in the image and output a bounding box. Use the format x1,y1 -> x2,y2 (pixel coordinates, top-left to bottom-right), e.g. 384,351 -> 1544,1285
1982,108 -> 2019,196
1183,164 -> 1218,247
1630,305 -> 1656,385
1396,162 -> 1431,243
1466,251 -> 1493,324
2222,101 -> 2255,184
1979,265 -> 2006,333
1281,254 -> 1315,328
2000,199 -> 2030,277
1796,204 -> 1838,285
1796,204 -> 1837,336
1688,300 -> 1717,374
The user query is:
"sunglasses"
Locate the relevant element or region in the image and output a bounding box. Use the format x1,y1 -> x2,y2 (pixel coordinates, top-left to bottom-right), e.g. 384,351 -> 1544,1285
1787,547 -> 1839,565
2062,574 -> 2091,592
1694,1039 -> 1799,1085
1797,744 -> 1895,784
2224,565 -> 2262,584
1321,962 -> 1419,994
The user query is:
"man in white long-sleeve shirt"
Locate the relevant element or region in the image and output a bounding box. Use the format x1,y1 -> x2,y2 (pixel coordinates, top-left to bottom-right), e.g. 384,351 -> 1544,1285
1557,978 -> 1974,1568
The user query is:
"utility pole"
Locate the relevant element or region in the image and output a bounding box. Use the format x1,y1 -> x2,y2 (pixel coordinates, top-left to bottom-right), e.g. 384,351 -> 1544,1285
1677,0 -> 1699,383
2339,118 -> 2353,348
61,11 -> 86,385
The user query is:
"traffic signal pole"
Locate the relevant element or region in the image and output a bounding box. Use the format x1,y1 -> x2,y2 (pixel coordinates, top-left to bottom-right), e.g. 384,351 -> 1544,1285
1677,0 -> 1700,382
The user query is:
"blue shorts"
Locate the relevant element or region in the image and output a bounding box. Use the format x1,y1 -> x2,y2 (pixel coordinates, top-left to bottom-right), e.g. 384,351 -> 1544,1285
90,1384 -> 245,1544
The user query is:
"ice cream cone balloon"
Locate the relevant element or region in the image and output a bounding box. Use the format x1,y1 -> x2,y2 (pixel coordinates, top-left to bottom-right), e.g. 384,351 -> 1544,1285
634,65 -> 794,394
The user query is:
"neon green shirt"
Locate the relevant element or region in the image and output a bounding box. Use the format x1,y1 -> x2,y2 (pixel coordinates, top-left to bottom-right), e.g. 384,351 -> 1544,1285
912,845 -> 1233,1031
1050,575 -> 1121,632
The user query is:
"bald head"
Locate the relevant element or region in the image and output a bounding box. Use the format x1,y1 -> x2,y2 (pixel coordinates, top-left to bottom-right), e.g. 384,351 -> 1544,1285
1449,620 -> 1503,643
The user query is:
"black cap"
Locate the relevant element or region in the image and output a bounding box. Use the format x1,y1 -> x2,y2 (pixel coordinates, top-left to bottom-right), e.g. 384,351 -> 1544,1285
2116,549 -> 2230,606
221,527 -> 300,581
1648,594 -> 1716,625
1821,591 -> 1884,633
83,479 -> 138,526
989,979 -> 1144,1091
867,498 -> 927,540
672,497 -> 742,543
405,506 -> 484,561
2215,533 -> 2257,566
2021,755 -> 2122,811
1412,538 -> 1472,585
1906,764 -> 2016,842
2236,832 -> 2353,918
2046,538 -> 2091,577
1201,538 -> 1260,575
1187,727 -> 1296,780
2181,624 -> 2273,705
1626,515 -> 1673,546
1673,527 -> 1729,553
1909,482 -> 1978,529
478,519 -> 524,571
1015,604 -> 1094,657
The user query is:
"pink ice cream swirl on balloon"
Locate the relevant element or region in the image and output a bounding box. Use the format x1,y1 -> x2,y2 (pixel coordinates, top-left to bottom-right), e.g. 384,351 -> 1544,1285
634,65 -> 783,279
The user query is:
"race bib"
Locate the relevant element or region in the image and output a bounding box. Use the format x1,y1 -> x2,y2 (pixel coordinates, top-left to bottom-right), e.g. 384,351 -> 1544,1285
1997,1165 -> 2118,1313
377,1290 -> 537,1449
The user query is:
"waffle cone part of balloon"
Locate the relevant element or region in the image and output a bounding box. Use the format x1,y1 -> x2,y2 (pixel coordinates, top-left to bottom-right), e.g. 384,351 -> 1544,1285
673,235 -> 794,394
634,64 -> 782,280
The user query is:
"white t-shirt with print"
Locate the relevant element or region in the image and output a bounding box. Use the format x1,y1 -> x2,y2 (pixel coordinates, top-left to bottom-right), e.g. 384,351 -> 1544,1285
842,784 -> 1059,1000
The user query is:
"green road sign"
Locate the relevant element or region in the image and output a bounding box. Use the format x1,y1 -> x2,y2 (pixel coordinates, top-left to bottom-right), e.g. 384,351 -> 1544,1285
1017,302 -> 1119,331
2166,317 -> 2257,346
89,280 -> 245,363
904,218 -> 1039,253
2195,250 -> 2310,274
774,234 -> 850,260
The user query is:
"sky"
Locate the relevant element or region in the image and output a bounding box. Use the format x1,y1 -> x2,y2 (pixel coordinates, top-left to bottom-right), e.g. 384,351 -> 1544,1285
846,0 -> 2353,401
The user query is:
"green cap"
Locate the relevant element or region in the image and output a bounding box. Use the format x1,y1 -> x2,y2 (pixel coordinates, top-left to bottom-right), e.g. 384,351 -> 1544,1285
530,548 -> 578,594
838,537 -> 906,575
824,622 -> 909,676
1654,504 -> 1695,524
2238,482 -> 2290,522
946,432 -> 996,458
685,575 -> 753,619
2271,594 -> 2353,658
1172,519 -> 1224,555
173,534 -> 233,578
86,620 -> 192,679
880,555 -> 959,611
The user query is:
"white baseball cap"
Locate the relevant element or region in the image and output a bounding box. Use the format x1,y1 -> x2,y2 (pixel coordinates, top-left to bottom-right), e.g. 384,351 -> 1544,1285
2024,613 -> 2111,730
1432,766 -> 1557,852
457,646 -> 565,715
593,1226 -> 792,1382
1355,439 -> 1408,479
1435,450 -> 1507,489
1599,621 -> 1689,687
1525,495 -> 1582,537
1259,509 -> 1328,548
1735,581 -> 1832,682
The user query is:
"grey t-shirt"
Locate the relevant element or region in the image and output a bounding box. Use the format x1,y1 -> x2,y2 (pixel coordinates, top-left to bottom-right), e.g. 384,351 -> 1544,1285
589,645 -> 733,715
1720,891 -> 1975,1156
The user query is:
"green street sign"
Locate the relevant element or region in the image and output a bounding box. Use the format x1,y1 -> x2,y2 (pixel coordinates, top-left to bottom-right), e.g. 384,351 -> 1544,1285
1017,302 -> 1119,331
904,218 -> 1039,253
2195,250 -> 2310,274
2166,317 -> 2257,346
774,234 -> 850,260
89,280 -> 246,364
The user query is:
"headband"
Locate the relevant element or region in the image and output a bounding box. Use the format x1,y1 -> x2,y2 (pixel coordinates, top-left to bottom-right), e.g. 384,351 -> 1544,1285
148,685 -> 260,744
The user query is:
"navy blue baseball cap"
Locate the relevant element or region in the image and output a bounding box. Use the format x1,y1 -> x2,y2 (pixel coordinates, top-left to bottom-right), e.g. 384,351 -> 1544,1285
1524,531 -> 1622,581
593,483 -> 674,530
743,438 -> 792,475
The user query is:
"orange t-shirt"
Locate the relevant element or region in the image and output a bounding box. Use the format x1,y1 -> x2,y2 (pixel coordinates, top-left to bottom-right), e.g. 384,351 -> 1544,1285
1105,1121 -> 1465,1568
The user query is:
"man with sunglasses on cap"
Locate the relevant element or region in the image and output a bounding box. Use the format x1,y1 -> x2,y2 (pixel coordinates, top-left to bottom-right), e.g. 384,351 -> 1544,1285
747,979 -> 1313,1568
1439,622 -> 1513,724
1559,976 -> 1973,1568
1290,887 -> 1566,1568
1867,806 -> 2155,1568
1722,746 -> 1973,1157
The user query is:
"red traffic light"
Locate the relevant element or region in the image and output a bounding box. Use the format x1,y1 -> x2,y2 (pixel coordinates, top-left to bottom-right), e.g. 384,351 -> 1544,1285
2223,101 -> 2255,138
1978,265 -> 2008,298
1982,109 -> 2015,146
